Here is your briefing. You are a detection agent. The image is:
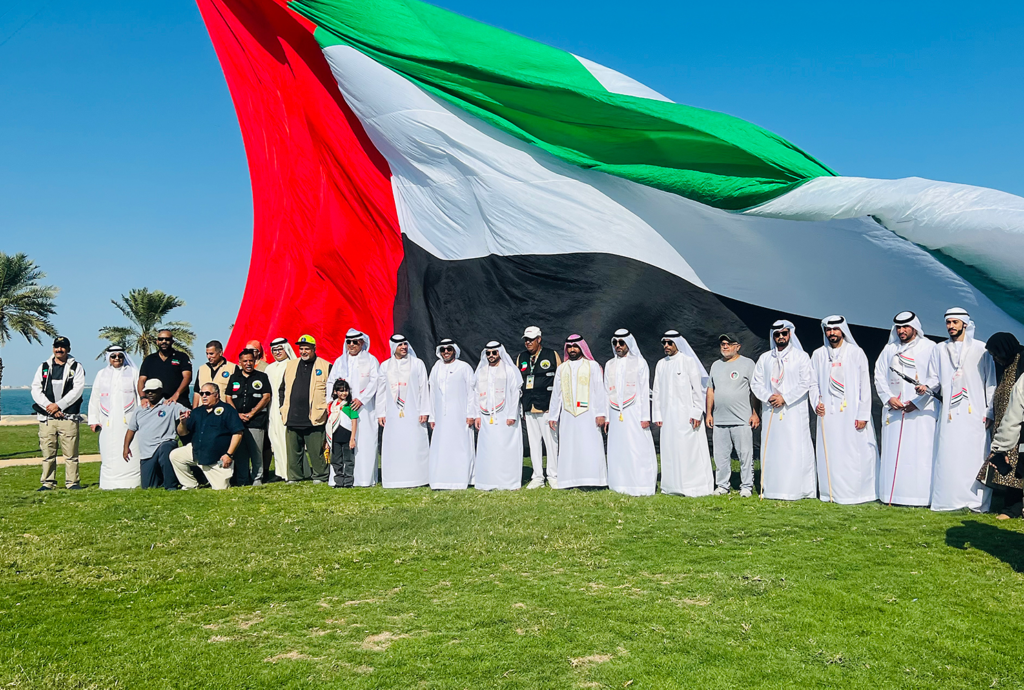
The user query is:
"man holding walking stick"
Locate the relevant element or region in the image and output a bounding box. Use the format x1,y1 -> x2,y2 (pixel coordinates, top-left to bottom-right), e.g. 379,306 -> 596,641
873,311 -> 939,506
809,316 -> 878,504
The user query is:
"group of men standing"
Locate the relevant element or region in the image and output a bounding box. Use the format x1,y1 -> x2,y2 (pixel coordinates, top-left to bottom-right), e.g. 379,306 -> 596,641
745,308 -> 1000,512
27,305 -> 1020,514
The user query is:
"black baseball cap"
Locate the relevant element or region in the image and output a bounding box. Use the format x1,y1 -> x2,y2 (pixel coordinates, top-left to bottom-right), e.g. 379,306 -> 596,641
53,336 -> 71,349
718,333 -> 739,344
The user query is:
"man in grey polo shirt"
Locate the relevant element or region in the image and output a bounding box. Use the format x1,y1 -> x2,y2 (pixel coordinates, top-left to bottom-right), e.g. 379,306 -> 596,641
124,379 -> 186,490
706,333 -> 760,497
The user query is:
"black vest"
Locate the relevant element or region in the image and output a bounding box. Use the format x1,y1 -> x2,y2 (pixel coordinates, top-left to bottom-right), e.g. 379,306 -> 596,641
39,360 -> 83,415
516,347 -> 559,413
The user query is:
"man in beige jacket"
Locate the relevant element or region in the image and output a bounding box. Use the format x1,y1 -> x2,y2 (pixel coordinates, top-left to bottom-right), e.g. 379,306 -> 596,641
280,335 -> 332,483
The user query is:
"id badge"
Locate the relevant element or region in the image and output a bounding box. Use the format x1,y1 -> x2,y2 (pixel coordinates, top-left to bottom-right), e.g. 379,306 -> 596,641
525,375 -> 535,390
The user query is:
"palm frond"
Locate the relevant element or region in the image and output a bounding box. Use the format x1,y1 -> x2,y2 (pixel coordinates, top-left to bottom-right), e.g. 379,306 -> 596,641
100,288 -> 191,358
0,252 -> 60,346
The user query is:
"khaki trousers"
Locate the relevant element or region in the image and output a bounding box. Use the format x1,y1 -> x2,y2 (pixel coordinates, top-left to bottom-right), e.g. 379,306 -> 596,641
169,444 -> 234,490
38,419 -> 80,488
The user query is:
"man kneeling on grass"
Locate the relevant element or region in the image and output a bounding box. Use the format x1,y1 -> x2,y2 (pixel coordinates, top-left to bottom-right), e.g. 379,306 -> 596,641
124,379 -> 187,490
169,383 -> 244,490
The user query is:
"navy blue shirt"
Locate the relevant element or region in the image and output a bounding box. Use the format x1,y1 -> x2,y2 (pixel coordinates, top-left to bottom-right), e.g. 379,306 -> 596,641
184,402 -> 245,466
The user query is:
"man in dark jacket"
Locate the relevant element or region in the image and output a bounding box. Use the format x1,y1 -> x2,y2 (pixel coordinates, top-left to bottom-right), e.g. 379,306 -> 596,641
515,326 -> 561,488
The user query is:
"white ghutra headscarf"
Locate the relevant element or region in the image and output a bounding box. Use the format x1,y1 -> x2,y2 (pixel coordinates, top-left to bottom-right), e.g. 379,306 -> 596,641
662,329 -> 709,390
475,340 -> 522,421
820,315 -> 856,407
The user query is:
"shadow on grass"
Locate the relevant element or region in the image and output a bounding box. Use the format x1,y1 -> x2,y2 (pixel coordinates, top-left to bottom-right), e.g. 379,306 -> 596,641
946,520 -> 1024,572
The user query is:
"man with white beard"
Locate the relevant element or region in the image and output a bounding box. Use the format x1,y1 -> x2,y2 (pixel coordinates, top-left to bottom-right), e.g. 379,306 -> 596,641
874,311 -> 939,506
924,308 -> 996,511
427,338 -> 475,490
751,320 -> 817,500
548,335 -> 608,489
327,329 -> 380,486
474,341 -> 524,490
653,329 -> 714,496
376,335 -> 431,488
603,329 -> 656,495
809,316 -> 878,504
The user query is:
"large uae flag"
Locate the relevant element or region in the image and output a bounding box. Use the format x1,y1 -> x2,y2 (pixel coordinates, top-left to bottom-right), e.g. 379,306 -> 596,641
202,0 -> 1024,365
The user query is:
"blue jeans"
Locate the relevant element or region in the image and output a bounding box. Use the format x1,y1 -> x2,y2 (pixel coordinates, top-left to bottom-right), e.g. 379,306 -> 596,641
141,439 -> 179,489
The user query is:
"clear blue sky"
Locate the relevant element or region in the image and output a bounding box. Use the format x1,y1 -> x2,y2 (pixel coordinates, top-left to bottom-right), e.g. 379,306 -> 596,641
1,0 -> 1021,386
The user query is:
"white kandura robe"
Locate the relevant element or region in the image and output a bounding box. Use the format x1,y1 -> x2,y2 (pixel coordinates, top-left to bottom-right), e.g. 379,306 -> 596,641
751,347 -> 817,500
606,354 -> 657,496
327,351 -> 380,486
548,358 -> 608,488
89,365 -> 141,489
376,355 -> 431,488
874,336 -> 939,506
653,352 -> 713,496
265,359 -> 291,480
926,339 -> 996,512
428,359 -> 476,490
809,342 -> 879,504
474,363 -> 523,491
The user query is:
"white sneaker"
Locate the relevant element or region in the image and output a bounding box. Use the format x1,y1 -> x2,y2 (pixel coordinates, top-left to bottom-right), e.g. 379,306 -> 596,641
547,476 -> 558,490
740,488 -> 752,498
713,487 -> 729,496
526,477 -> 545,490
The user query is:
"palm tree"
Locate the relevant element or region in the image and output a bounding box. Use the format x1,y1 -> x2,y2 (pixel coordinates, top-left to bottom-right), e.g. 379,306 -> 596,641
98,288 -> 195,358
0,253 -> 60,414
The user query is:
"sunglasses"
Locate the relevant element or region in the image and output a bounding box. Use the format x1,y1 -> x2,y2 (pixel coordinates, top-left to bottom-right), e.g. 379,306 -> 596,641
775,330 -> 790,337
661,340 -> 673,345
346,339 -> 362,344
199,391 -> 216,397
612,339 -> 627,347
440,346 -> 455,353
485,349 -> 500,356
157,337 -> 172,342
109,354 -> 124,360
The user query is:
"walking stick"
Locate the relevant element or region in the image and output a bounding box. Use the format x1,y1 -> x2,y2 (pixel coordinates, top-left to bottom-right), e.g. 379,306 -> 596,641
819,407 -> 835,504
760,409 -> 775,500
888,410 -> 907,506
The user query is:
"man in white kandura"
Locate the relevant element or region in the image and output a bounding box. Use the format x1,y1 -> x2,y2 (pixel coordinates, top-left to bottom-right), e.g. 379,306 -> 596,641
548,335 -> 608,489
604,329 -> 656,496
809,316 -> 878,504
265,337 -> 295,481
924,307 -> 996,512
89,345 -> 141,490
327,328 -> 380,487
474,341 -> 524,491
653,329 -> 714,496
376,334 -> 430,488
427,338 -> 475,490
751,320 -> 817,500
874,311 -> 939,506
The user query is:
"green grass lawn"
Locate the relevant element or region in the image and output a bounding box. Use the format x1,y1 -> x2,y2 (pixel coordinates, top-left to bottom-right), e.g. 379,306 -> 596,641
0,424 -> 100,460
1,451 -> 1023,688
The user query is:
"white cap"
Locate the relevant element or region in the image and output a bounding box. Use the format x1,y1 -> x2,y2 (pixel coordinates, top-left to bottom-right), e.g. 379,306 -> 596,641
142,378 -> 163,392
522,326 -> 542,339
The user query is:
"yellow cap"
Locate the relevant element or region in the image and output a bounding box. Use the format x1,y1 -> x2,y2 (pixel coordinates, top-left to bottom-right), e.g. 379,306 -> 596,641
295,334 -> 316,346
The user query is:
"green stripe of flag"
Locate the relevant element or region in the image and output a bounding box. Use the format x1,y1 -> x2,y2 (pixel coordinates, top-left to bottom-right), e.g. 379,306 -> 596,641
290,0 -> 836,210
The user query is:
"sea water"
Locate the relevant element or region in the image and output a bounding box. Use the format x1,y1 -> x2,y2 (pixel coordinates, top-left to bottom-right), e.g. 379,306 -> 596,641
0,389 -> 92,416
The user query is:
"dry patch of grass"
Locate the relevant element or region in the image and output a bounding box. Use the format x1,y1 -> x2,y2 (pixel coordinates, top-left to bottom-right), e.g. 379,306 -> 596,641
359,631 -> 410,652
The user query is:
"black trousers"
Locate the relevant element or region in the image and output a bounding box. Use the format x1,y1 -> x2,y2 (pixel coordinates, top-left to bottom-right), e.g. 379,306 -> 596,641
141,439 -> 178,490
330,427 -> 355,488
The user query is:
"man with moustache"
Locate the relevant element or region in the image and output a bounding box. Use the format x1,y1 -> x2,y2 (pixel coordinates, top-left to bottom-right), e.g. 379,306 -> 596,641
280,335 -> 331,483
427,338 -> 476,490
547,335 -> 607,489
516,327 -> 561,488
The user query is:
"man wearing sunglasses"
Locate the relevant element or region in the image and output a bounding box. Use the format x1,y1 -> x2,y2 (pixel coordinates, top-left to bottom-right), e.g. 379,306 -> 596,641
376,335 -> 431,488
138,330 -> 193,410
427,339 -> 476,490
751,320 -> 816,500
474,341 -> 523,490
326,328 -> 380,486
653,330 -> 714,497
605,330 -> 657,496
515,326 -> 561,489
169,383 -> 244,490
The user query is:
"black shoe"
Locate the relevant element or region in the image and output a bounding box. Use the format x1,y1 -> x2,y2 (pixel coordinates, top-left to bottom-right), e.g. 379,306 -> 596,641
67,484 -> 83,490
36,485 -> 53,492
